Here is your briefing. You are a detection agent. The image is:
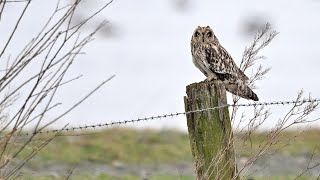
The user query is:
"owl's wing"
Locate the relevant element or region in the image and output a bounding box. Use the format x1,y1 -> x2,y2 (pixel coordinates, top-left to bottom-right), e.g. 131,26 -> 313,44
203,44 -> 249,82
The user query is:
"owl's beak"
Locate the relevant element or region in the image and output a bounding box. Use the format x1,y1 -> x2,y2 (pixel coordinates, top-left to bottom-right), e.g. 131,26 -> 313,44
202,37 -> 204,42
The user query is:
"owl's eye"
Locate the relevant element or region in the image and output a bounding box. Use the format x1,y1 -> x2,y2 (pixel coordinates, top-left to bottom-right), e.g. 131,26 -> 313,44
207,32 -> 212,37
195,32 -> 200,37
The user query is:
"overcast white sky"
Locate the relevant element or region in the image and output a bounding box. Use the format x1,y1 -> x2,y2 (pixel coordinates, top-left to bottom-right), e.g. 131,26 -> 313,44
2,0 -> 320,131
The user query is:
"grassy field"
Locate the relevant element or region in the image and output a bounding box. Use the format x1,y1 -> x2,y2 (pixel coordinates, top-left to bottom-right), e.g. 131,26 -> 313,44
21,128 -> 320,164
10,127 -> 320,179
19,175 -> 194,180
17,175 -> 316,180
18,128 -> 192,165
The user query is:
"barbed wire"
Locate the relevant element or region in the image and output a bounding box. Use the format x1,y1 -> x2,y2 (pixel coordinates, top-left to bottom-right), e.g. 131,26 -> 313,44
9,98 -> 319,136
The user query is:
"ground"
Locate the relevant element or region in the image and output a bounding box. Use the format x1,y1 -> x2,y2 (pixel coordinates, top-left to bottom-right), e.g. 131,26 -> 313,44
4,128 -> 320,179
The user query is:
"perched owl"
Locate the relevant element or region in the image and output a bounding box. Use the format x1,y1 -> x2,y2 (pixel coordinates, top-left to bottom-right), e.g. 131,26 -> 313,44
191,26 -> 259,101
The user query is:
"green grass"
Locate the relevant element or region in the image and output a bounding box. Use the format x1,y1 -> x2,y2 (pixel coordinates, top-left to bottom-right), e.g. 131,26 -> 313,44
17,128 -> 192,165
9,128 -> 320,179
17,174 -> 194,180
235,128 -> 320,157
17,175 -> 316,180
21,127 -> 319,165
253,176 -> 314,180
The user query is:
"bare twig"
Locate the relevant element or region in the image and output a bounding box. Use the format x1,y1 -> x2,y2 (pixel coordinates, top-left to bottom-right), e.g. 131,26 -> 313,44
0,0 -> 114,178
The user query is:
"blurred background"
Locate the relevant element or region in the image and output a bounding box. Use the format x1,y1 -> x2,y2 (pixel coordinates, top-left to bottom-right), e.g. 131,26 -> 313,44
3,0 -> 320,131
1,0 -> 320,179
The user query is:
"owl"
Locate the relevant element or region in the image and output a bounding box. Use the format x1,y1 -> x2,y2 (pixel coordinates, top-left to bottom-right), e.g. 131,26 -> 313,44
191,26 -> 259,101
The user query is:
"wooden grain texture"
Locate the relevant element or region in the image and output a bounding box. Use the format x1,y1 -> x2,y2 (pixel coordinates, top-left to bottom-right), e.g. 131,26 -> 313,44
184,81 -> 238,180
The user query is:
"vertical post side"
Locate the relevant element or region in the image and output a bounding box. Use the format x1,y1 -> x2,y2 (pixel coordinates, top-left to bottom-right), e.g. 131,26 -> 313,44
184,81 -> 238,180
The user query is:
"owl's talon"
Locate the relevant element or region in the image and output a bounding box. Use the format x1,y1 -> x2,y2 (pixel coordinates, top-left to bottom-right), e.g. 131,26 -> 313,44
206,75 -> 218,82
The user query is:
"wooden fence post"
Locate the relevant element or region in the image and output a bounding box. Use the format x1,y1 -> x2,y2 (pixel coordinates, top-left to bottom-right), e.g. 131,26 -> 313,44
184,81 -> 239,180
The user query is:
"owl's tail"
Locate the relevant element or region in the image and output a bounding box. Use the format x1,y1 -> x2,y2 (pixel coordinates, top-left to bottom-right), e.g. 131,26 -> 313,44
224,83 -> 259,101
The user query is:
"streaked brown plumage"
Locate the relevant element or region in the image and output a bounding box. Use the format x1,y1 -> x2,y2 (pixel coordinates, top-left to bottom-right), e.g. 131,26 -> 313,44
191,26 -> 259,101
